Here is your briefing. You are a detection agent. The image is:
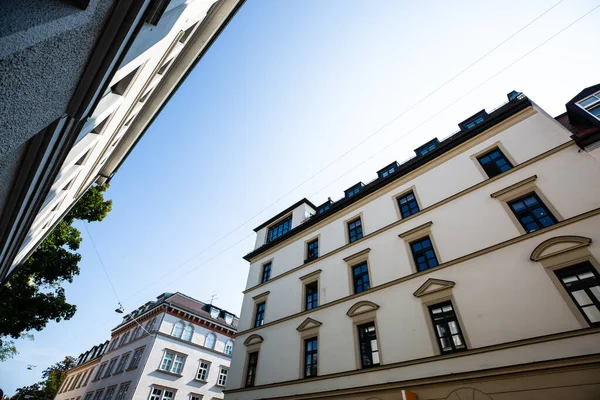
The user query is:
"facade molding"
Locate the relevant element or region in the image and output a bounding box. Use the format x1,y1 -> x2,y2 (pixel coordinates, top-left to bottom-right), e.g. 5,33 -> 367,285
225,328 -> 600,395
236,206 -> 600,336
242,141 -> 575,295
342,248 -> 371,263
243,334 -> 264,346
530,235 -> 592,261
346,301 -> 380,317
413,278 -> 456,298
489,175 -> 537,199
296,318 -> 323,332
398,221 -> 433,239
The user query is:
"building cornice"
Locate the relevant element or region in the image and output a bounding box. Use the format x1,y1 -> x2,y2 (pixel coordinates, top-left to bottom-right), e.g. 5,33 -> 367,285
226,327 -> 600,395
155,331 -> 232,358
244,97 -> 534,262
166,305 -> 236,337
242,140 -> 575,295
236,206 -> 600,336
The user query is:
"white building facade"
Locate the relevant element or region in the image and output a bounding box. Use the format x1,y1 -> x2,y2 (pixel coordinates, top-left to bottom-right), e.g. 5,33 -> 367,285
55,293 -> 238,400
226,89 -> 600,399
0,0 -> 243,283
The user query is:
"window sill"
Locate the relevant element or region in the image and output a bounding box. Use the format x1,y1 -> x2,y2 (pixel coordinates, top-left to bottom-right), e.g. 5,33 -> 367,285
193,378 -> 208,384
156,369 -> 183,377
304,256 -> 318,264
216,384 -> 226,388
113,371 -> 123,375
125,367 -> 138,372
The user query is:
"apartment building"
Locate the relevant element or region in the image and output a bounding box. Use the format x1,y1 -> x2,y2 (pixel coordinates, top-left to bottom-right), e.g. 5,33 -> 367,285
226,85 -> 600,399
0,0 -> 244,284
55,293 -> 238,400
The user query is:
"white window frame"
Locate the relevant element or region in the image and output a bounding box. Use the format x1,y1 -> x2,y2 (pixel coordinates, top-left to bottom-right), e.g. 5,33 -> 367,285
159,350 -> 186,375
224,340 -> 234,356
171,321 -> 184,338
577,90 -> 600,121
204,333 -> 216,349
181,324 -> 193,341
148,387 -> 176,400
196,360 -> 210,381
217,367 -> 228,387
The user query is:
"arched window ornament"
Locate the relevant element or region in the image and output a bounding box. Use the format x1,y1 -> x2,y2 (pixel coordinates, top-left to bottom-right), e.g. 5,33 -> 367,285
224,340 -> 234,355
181,324 -> 193,341
172,321 -> 184,338
205,333 -> 216,349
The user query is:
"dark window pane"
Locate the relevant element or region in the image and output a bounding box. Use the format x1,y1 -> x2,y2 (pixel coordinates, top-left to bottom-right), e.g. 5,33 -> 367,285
261,263 -> 271,283
267,215 -> 293,243
304,338 -> 318,378
348,218 -> 363,243
508,193 -> 557,233
410,236 -> 439,272
555,262 -> 600,326
352,262 -> 370,294
397,191 -> 420,218
357,322 -> 379,368
428,301 -> 467,354
477,148 -> 513,178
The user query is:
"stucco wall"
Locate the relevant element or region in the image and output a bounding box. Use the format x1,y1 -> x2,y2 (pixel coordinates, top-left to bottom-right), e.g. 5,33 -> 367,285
228,105 -> 600,397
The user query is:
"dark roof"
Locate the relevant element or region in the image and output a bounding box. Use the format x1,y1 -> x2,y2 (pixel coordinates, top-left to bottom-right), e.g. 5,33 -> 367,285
114,292 -> 239,331
243,94 -> 532,262
74,340 -> 110,368
557,83 -> 600,149
253,198 -> 317,232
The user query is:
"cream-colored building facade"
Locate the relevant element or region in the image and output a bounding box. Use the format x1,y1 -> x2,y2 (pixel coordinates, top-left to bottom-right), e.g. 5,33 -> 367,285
225,89 -> 600,399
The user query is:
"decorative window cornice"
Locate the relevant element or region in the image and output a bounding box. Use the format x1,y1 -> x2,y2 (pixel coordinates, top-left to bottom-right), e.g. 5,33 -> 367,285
530,235 -> 592,261
346,300 -> 380,317
296,317 -> 322,332
243,334 -> 264,346
413,278 -> 455,298
490,175 -> 537,199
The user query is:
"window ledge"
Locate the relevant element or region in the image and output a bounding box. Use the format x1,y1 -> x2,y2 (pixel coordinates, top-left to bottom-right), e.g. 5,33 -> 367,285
193,378 -> 208,384
156,369 -> 183,378
216,384 -> 226,388
125,367 -> 138,372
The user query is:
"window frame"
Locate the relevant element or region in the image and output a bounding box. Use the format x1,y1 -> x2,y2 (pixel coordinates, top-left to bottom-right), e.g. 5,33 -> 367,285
356,321 -> 380,369
399,222 -> 442,274
128,346 -> 145,370
204,333 -> 216,349
261,262 -> 272,283
395,188 -> 421,219
305,238 -> 319,262
345,214 -> 364,244
114,383 -> 130,400
304,280 -> 319,310
254,302 -> 266,328
244,351 -> 259,388
555,262 -> 600,327
217,367 -> 228,387
507,192 -> 558,233
427,301 -> 468,354
158,350 -> 186,375
114,352 -> 131,374
577,90 -> 600,120
476,147 -> 514,178
303,337 -> 318,378
350,261 -> 371,294
266,214 -> 293,243
409,235 -> 440,272
195,360 -> 211,382
224,340 -> 234,356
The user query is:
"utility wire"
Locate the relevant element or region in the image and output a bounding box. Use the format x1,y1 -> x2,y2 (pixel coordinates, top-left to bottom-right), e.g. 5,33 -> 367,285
114,0 -> 569,299
137,2 -> 600,295
84,223 -> 121,303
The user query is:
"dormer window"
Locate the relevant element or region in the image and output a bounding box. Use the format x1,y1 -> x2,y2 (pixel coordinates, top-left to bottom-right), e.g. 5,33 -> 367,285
267,215 -> 293,243
344,183 -> 364,199
224,313 -> 234,325
415,138 -> 440,157
210,307 -> 220,320
459,110 -> 488,131
577,91 -> 600,119
377,162 -> 399,179
318,200 -> 332,214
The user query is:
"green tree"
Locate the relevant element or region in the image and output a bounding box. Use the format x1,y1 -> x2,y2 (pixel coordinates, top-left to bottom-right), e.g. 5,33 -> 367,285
0,184 -> 112,359
9,356 -> 76,400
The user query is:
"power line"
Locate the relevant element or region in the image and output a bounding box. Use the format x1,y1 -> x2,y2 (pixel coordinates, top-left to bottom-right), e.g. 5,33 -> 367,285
112,0 -> 569,300
84,223 -> 121,303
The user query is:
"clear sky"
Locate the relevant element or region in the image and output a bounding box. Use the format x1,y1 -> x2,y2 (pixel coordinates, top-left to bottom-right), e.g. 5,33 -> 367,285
2,0 -> 599,393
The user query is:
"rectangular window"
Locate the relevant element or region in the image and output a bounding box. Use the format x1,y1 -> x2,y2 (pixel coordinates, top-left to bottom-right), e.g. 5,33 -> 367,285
245,352 -> 259,388
191,396 -> 201,400
104,357 -> 118,377
83,393 -> 93,400
149,389 -> 162,400
92,389 -> 104,400
477,148 -> 513,178
578,91 -> 600,119
306,239 -> 319,262
94,362 -> 107,381
76,371 -> 87,388
217,367 -> 228,386
103,386 -> 116,400
410,236 -> 439,272
254,302 -> 266,327
149,388 -> 174,400
115,352 -> 130,374
129,347 -> 145,369
118,331 -> 130,346
345,183 -> 363,198
357,322 -> 379,368
114,383 -> 130,400
305,281 -> 319,310
429,301 -> 467,354
82,368 -> 93,386
397,191 -> 420,218
352,262 -> 370,294
159,351 -> 185,374
304,337 -> 318,378
70,373 -> 81,390
261,263 -> 271,283
196,361 -> 210,381
508,193 -> 557,233
347,218 -> 363,243
556,262 -> 600,326
267,215 -> 292,243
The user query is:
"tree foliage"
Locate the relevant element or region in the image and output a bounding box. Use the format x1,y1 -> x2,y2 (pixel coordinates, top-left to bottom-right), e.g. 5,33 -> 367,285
10,356 -> 76,400
0,184 -> 112,359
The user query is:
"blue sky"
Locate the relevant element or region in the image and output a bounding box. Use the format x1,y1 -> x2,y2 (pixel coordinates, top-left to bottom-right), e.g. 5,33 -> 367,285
2,0 -> 599,393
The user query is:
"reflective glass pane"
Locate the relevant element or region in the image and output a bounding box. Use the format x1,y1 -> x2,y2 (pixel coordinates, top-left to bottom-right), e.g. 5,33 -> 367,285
448,321 -> 459,334
583,305 -> 600,323
578,272 -> 595,280
440,337 -> 452,351
372,352 -> 380,364
590,286 -> 600,301
452,334 -> 464,347
572,290 -> 593,306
